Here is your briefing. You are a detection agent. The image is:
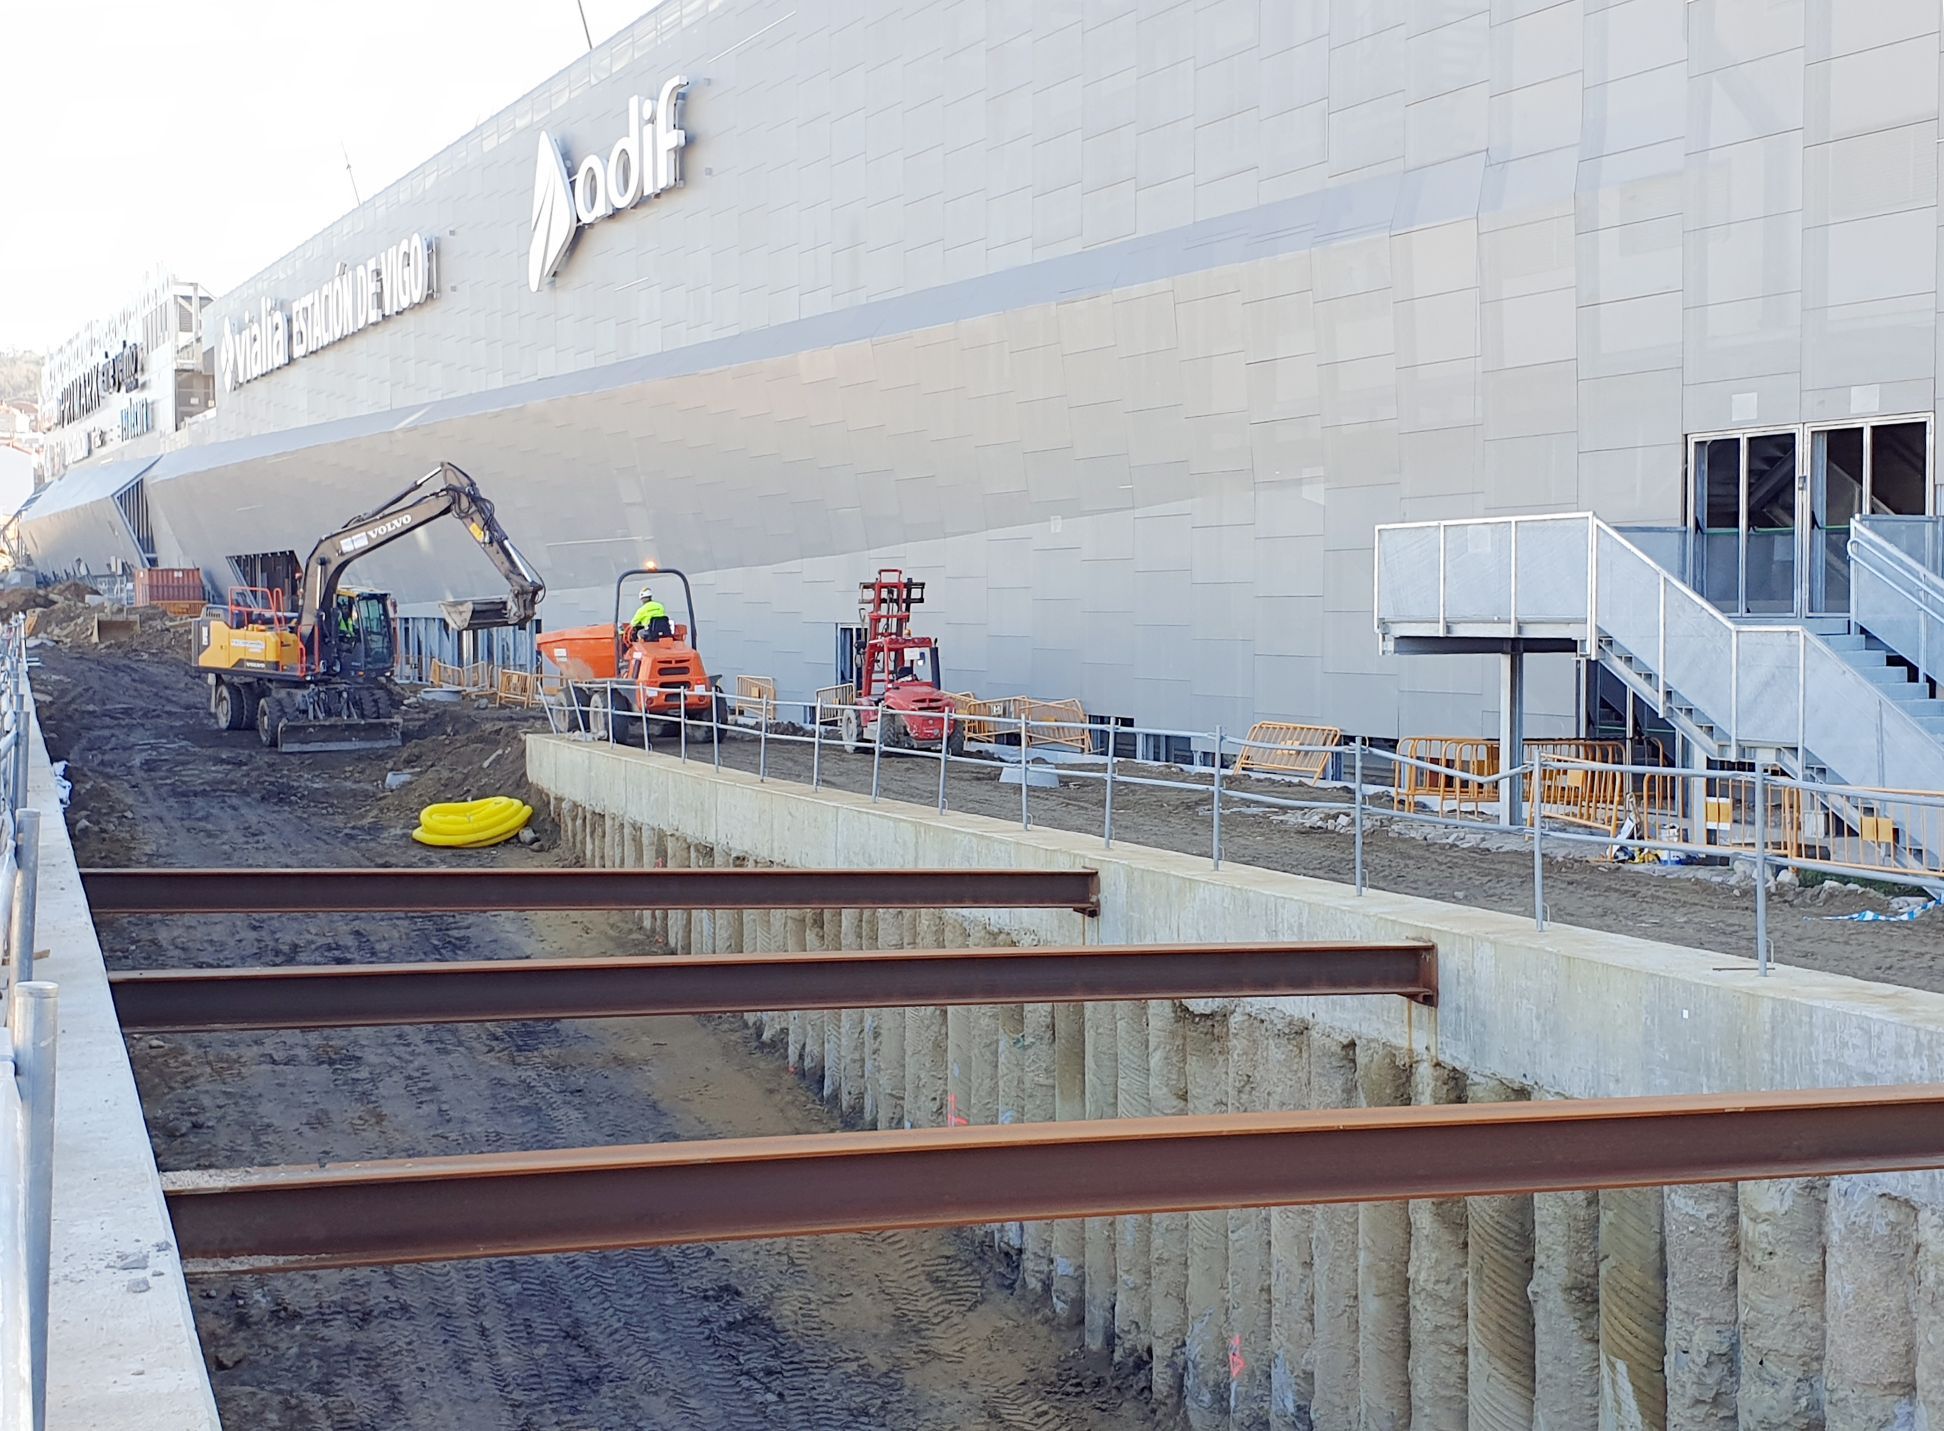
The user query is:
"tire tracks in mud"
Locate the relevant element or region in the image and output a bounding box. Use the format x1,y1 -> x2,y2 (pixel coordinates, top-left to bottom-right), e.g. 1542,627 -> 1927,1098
37,646 -> 1166,1431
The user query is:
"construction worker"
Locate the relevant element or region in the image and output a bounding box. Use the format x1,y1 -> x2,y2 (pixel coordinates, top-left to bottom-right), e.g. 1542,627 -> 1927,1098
627,586 -> 672,642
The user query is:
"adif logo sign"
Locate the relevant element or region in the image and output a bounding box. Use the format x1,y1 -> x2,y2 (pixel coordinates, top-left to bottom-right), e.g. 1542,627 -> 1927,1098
529,76 -> 689,293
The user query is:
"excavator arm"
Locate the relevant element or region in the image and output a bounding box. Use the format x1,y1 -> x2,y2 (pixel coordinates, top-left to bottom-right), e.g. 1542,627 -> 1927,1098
295,462 -> 546,648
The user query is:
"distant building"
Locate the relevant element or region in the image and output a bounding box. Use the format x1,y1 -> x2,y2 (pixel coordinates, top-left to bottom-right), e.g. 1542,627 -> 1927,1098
0,444 -> 34,523
38,273 -> 214,482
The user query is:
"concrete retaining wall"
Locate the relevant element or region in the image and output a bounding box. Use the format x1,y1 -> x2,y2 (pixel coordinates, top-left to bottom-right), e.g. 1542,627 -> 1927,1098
33,703 -> 218,1427
530,734 -> 1944,1428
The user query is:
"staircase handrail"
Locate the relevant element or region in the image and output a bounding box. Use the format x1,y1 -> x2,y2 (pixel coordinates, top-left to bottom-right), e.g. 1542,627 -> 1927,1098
1852,517 -> 1944,689
1375,512 -> 1944,789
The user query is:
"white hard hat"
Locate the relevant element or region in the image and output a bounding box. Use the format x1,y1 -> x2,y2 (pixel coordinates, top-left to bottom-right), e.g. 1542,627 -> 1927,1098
638,585 -> 654,600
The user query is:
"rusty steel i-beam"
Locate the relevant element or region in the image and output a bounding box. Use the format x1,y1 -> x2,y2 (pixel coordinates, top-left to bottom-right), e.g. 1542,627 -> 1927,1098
79,866 -> 1101,916
165,1086 -> 1944,1275
108,940 -> 1438,1032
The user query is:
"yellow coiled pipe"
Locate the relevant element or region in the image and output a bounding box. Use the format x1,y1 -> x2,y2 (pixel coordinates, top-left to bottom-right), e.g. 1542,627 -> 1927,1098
412,795 -> 534,848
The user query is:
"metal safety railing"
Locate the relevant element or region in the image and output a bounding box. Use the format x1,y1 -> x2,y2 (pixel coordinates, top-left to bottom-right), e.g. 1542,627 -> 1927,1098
538,676 -> 1944,981
1852,516 -> 1944,691
0,614 -> 54,1431
1373,511 -> 1944,794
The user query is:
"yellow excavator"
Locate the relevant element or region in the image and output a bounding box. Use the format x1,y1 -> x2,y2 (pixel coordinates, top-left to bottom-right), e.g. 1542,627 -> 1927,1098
195,462 -> 546,751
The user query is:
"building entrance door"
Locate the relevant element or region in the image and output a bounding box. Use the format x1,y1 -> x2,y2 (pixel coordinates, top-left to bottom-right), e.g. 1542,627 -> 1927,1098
1690,429 -> 1799,615
1807,419 -> 1933,617
1691,419 -> 1933,619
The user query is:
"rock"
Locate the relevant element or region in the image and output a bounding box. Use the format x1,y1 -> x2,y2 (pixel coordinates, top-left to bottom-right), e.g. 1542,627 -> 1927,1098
162,1117 -> 194,1139
515,827 -> 539,847
213,1349 -> 246,1371
1773,866 -> 1798,888
126,1278 -> 151,1294
145,1037 -> 166,1050
384,770 -> 415,791
1891,895 -> 1930,915
113,1250 -> 149,1271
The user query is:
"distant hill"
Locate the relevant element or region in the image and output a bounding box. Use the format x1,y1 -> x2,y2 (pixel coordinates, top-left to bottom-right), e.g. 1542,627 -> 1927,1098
0,350 -> 42,412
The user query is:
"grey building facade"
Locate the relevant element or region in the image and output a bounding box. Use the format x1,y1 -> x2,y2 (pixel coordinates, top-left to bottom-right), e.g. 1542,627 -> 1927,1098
21,0 -> 1944,743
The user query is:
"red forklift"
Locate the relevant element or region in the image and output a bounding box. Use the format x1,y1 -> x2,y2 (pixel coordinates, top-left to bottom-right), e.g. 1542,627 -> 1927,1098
838,569 -> 965,756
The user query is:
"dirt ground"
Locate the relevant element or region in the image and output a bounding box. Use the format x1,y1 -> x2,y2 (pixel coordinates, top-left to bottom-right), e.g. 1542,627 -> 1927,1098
35,643 -> 1163,1431
659,715 -> 1944,993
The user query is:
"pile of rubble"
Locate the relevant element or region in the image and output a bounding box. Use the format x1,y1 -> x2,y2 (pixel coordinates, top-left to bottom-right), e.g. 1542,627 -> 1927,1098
12,582 -> 195,659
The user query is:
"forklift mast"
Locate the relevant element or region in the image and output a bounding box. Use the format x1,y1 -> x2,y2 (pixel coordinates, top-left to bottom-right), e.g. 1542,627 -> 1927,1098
853,569 -> 941,700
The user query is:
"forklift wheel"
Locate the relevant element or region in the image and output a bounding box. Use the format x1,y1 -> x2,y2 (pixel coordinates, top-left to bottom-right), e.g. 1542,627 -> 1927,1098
839,705 -> 863,754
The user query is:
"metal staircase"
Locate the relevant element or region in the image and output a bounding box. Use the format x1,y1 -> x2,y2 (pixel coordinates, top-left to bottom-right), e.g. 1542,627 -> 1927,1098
1852,516 -> 1944,699
1372,513 -> 1944,796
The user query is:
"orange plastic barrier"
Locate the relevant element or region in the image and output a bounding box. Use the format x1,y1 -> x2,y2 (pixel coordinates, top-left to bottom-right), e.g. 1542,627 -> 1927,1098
1394,737 -> 1500,816
1234,723 -> 1342,781
430,658 -> 492,693
1523,740 -> 1627,824
494,668 -> 563,708
733,675 -> 778,722
812,683 -> 854,725
949,694 -> 1012,741
1768,782 -> 1942,879
1019,698 -> 1090,752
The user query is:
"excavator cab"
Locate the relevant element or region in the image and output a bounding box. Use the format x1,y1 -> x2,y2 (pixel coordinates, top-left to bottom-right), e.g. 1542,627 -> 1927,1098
326,590 -> 397,678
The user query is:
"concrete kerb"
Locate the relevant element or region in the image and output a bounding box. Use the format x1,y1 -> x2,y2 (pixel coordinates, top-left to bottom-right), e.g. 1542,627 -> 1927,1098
30,696 -> 219,1428
528,733 -> 1944,1210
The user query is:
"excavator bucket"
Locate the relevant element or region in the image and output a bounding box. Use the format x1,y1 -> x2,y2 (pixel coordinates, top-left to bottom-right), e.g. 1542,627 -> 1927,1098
441,597 -> 519,632
275,717 -> 404,753
92,612 -> 140,644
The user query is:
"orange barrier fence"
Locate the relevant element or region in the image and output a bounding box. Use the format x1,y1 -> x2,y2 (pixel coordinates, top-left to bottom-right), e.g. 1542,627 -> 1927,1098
494,668 -> 563,708
949,694 -> 1013,741
1767,782 -> 1942,879
1019,698 -> 1090,752
429,658 -> 492,692
1394,737 -> 1500,816
733,675 -> 777,722
812,684 -> 854,725
1523,740 -> 1628,824
1234,723 -> 1342,781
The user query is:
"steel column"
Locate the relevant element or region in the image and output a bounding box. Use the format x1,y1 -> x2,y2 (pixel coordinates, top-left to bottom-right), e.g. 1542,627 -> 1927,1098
80,866 -> 1102,916
165,1086 -> 1944,1275
109,941 -> 1439,1032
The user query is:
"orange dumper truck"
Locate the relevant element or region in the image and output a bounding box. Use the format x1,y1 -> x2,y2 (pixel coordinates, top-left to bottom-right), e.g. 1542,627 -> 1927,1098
539,565 -> 726,742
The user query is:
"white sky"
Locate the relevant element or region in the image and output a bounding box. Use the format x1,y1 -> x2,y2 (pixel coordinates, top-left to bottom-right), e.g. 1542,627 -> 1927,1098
0,0 -> 655,353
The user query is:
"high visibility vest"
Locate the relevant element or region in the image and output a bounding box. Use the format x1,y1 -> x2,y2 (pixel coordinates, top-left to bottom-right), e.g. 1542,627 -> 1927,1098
630,600 -> 668,628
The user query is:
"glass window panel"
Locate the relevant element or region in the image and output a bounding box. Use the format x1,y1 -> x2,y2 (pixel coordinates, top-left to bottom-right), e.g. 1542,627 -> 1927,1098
1696,437 -> 1741,609
1813,427 -> 1864,615
1869,421 -> 1928,516
1744,432 -> 1797,614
